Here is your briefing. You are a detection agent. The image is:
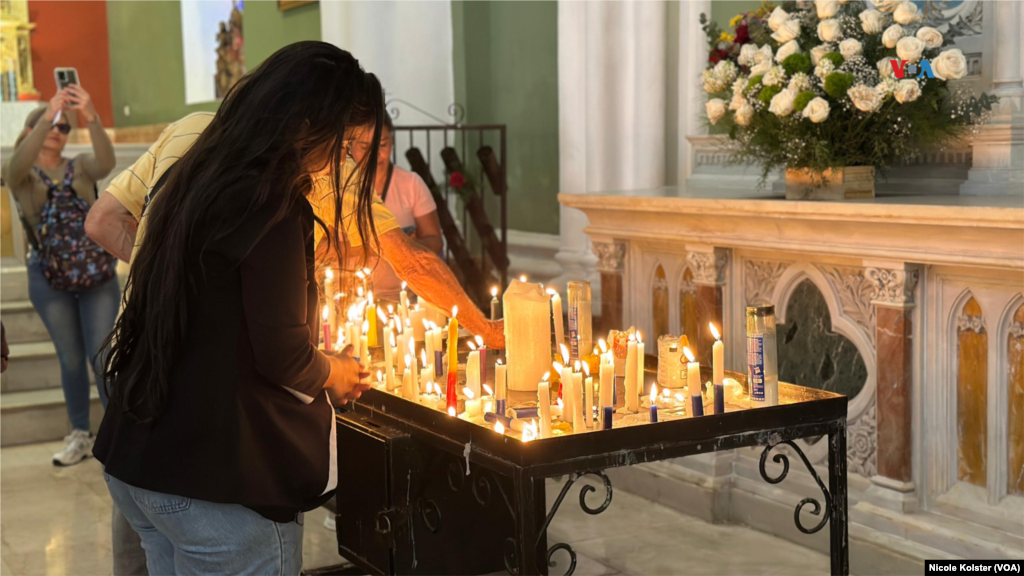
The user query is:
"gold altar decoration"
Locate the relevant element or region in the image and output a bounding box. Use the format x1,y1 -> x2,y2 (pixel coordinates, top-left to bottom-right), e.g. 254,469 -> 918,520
0,0 -> 37,100
784,167 -> 875,201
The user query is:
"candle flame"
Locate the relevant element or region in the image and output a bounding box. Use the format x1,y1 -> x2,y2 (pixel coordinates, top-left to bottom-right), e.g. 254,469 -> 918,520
675,393 -> 686,402
683,346 -> 696,363
574,360 -> 581,372
662,388 -> 671,399
559,343 -> 570,365
355,270 -> 365,280
322,305 -> 330,321
474,335 -> 484,347
709,322 -> 721,341
599,339 -> 608,353
636,331 -> 643,344
583,363 -> 591,377
546,287 -> 557,297
421,349 -> 427,365
388,304 -> 394,315
390,332 -> 396,347
628,332 -> 636,343
377,306 -> 386,323
396,319 -> 403,334
408,337 -> 414,352
556,398 -> 563,409
404,354 -> 411,366
463,387 -> 475,399
483,384 -> 493,396
553,362 -> 564,373
491,286 -> 498,298
357,286 -> 364,298
542,371 -> 550,382
650,384 -> 658,403
325,268 -> 334,281
405,318 -> 411,329
376,370 -> 382,382
494,421 -> 505,435
362,320 -> 369,334
451,305 -> 458,318
519,274 -> 528,282
467,341 -> 477,351
362,267 -> 370,276
334,293 -> 342,301
422,318 -> 430,330
402,281 -> 407,290
429,321 -> 438,330
448,406 -> 457,417
497,359 -> 503,366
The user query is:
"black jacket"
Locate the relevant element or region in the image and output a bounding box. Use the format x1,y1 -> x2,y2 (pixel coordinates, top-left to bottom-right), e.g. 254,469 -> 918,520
95,196 -> 334,522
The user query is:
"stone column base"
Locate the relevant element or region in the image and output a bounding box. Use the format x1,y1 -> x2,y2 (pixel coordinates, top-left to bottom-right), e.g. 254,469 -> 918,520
866,475 -> 919,514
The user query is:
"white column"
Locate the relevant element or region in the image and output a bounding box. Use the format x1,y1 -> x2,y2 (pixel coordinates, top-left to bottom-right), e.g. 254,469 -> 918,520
678,0 -> 711,185
553,0 -> 668,295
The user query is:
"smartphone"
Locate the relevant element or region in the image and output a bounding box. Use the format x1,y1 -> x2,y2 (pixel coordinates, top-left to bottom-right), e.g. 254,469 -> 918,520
54,67 -> 79,91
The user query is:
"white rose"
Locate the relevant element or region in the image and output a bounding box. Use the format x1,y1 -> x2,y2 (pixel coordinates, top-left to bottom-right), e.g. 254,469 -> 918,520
896,36 -> 925,63
769,88 -> 798,117
839,38 -> 863,60
714,60 -> 739,84
772,19 -> 801,43
702,70 -> 724,93
873,0 -> 901,13
738,43 -> 759,66
768,7 -> 790,32
788,72 -> 812,92
881,24 -> 903,48
859,9 -> 886,34
735,102 -> 755,126
815,0 -> 839,19
916,26 -> 943,49
729,93 -> 747,111
893,1 -> 922,25
732,76 -> 748,97
763,65 -> 786,87
706,98 -> 727,125
802,97 -> 830,122
775,40 -> 801,64
818,19 -> 843,42
749,45 -> 775,76
811,45 -> 831,65
877,58 -> 896,78
932,48 -> 968,80
848,84 -> 883,113
893,79 -> 921,103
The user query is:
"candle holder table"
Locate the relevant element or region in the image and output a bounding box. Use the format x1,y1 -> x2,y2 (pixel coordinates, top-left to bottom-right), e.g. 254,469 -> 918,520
332,362 -> 848,576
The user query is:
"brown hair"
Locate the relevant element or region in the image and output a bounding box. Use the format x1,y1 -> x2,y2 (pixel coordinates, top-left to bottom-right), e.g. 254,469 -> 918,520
14,106 -> 63,150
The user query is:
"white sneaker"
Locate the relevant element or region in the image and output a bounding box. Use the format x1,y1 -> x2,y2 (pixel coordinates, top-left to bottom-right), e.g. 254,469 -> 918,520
52,429 -> 94,467
323,514 -> 337,531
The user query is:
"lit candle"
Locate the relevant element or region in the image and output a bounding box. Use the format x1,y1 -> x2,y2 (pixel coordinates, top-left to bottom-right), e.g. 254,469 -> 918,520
424,319 -> 435,366
411,305 -> 427,342
490,286 -> 500,321
572,361 -> 585,432
466,341 -> 481,399
710,322 -> 725,415
649,384 -> 659,423
446,306 -> 459,414
495,360 -> 507,415
386,331 -> 397,390
538,373 -> 553,439
420,349 -> 431,392
625,333 -> 639,413
408,336 -> 417,382
475,335 -> 487,387
584,363 -> 594,429
599,340 -> 613,411
358,320 -> 369,366
322,305 -> 332,353
403,358 -> 414,401
503,279 -> 551,391
366,293 -> 377,347
557,345 -> 574,420
548,288 -> 565,353
636,331 -> 645,404
685,346 -> 703,417
464,386 -> 482,418
400,281 -> 409,319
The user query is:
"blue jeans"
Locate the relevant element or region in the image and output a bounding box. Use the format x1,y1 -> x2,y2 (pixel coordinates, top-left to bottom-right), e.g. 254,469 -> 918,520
104,474 -> 304,575
26,259 -> 120,430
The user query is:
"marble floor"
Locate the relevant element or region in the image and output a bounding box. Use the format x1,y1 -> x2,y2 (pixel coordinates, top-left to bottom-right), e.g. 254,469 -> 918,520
0,442 -> 829,576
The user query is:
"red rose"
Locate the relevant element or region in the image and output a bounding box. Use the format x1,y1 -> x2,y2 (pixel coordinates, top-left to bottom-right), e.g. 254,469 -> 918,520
708,48 -> 729,64
734,24 -> 750,45
449,172 -> 466,189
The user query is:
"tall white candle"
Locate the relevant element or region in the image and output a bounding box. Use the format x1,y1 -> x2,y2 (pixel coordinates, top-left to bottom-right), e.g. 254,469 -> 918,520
685,346 -> 703,417
572,370 -> 585,433
403,366 -> 414,400
411,307 -> 427,341
496,362 -> 507,401
407,337 -> 417,377
548,288 -> 564,352
538,375 -> 552,438
584,364 -> 594,429
503,279 -> 551,391
625,335 -> 639,412
710,323 -> 725,414
432,324 -> 443,355
599,352 -> 613,409
360,321 -> 370,366
559,361 -> 574,424
636,332 -> 645,403
424,323 -> 435,365
467,349 -> 481,398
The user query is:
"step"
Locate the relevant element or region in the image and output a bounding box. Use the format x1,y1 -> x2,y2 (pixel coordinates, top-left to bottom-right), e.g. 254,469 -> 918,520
0,387 -> 103,446
0,299 -> 50,344
0,341 -> 63,393
1,257 -> 29,302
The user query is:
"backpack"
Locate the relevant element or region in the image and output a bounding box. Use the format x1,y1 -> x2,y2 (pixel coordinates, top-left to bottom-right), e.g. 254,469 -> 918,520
27,160 -> 117,290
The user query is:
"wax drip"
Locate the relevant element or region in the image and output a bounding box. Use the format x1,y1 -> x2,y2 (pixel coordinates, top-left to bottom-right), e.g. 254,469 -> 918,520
463,442 -> 472,476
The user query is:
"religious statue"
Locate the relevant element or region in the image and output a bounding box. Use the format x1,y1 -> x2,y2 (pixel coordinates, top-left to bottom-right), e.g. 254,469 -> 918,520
214,4 -> 246,99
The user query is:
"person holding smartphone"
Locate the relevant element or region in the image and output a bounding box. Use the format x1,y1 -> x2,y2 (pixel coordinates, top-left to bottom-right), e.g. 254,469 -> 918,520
2,84 -> 118,466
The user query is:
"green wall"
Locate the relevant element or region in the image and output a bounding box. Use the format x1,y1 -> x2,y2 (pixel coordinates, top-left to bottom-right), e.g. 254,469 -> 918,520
711,1 -> 763,33
452,1 -> 560,236
106,0 -> 321,128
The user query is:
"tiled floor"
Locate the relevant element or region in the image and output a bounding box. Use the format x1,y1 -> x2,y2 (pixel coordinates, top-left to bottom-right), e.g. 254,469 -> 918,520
1,442 -> 828,575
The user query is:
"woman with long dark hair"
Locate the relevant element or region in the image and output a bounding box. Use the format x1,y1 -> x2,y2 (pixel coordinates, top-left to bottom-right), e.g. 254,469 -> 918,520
94,42 -> 383,574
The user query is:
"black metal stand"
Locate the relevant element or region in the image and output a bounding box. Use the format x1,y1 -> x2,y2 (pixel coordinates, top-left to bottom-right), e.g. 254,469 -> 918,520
339,384 -> 849,576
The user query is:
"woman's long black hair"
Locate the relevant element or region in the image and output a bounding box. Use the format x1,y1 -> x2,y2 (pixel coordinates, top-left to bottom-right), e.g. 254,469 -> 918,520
104,42 -> 384,422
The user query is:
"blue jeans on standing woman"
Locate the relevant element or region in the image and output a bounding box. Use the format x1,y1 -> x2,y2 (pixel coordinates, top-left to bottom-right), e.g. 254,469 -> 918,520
27,257 -> 120,430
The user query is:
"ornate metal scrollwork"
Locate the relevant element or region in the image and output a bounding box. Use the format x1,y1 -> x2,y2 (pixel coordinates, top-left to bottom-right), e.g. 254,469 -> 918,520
503,538 -> 519,576
545,543 -> 577,576
578,471 -> 613,515
473,474 -> 493,507
386,98 -> 466,126
418,498 -> 442,534
759,441 -> 832,534
447,458 -> 465,492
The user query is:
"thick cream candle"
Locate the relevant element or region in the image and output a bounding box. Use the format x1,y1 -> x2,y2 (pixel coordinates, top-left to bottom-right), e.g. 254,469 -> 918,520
538,376 -> 553,439
548,288 -> 564,353
503,280 -> 551,391
685,346 -> 703,417
625,334 -> 639,412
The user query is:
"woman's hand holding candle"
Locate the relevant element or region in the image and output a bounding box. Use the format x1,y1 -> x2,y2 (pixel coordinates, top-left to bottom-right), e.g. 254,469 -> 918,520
324,344 -> 371,405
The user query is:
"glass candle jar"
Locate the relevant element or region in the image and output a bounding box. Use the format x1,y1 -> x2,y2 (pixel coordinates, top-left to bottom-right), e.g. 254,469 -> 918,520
746,304 -> 779,406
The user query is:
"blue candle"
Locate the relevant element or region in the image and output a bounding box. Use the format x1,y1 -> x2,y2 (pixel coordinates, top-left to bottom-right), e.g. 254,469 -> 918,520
434,350 -> 443,378
484,411 -> 512,428
649,404 -> 659,423
603,407 -> 613,430
691,394 -> 704,417
714,384 -> 725,415
496,399 -> 507,416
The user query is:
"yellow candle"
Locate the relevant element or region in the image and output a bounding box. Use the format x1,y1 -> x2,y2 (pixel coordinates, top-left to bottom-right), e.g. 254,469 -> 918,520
447,306 -> 459,375
367,294 -> 378,347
